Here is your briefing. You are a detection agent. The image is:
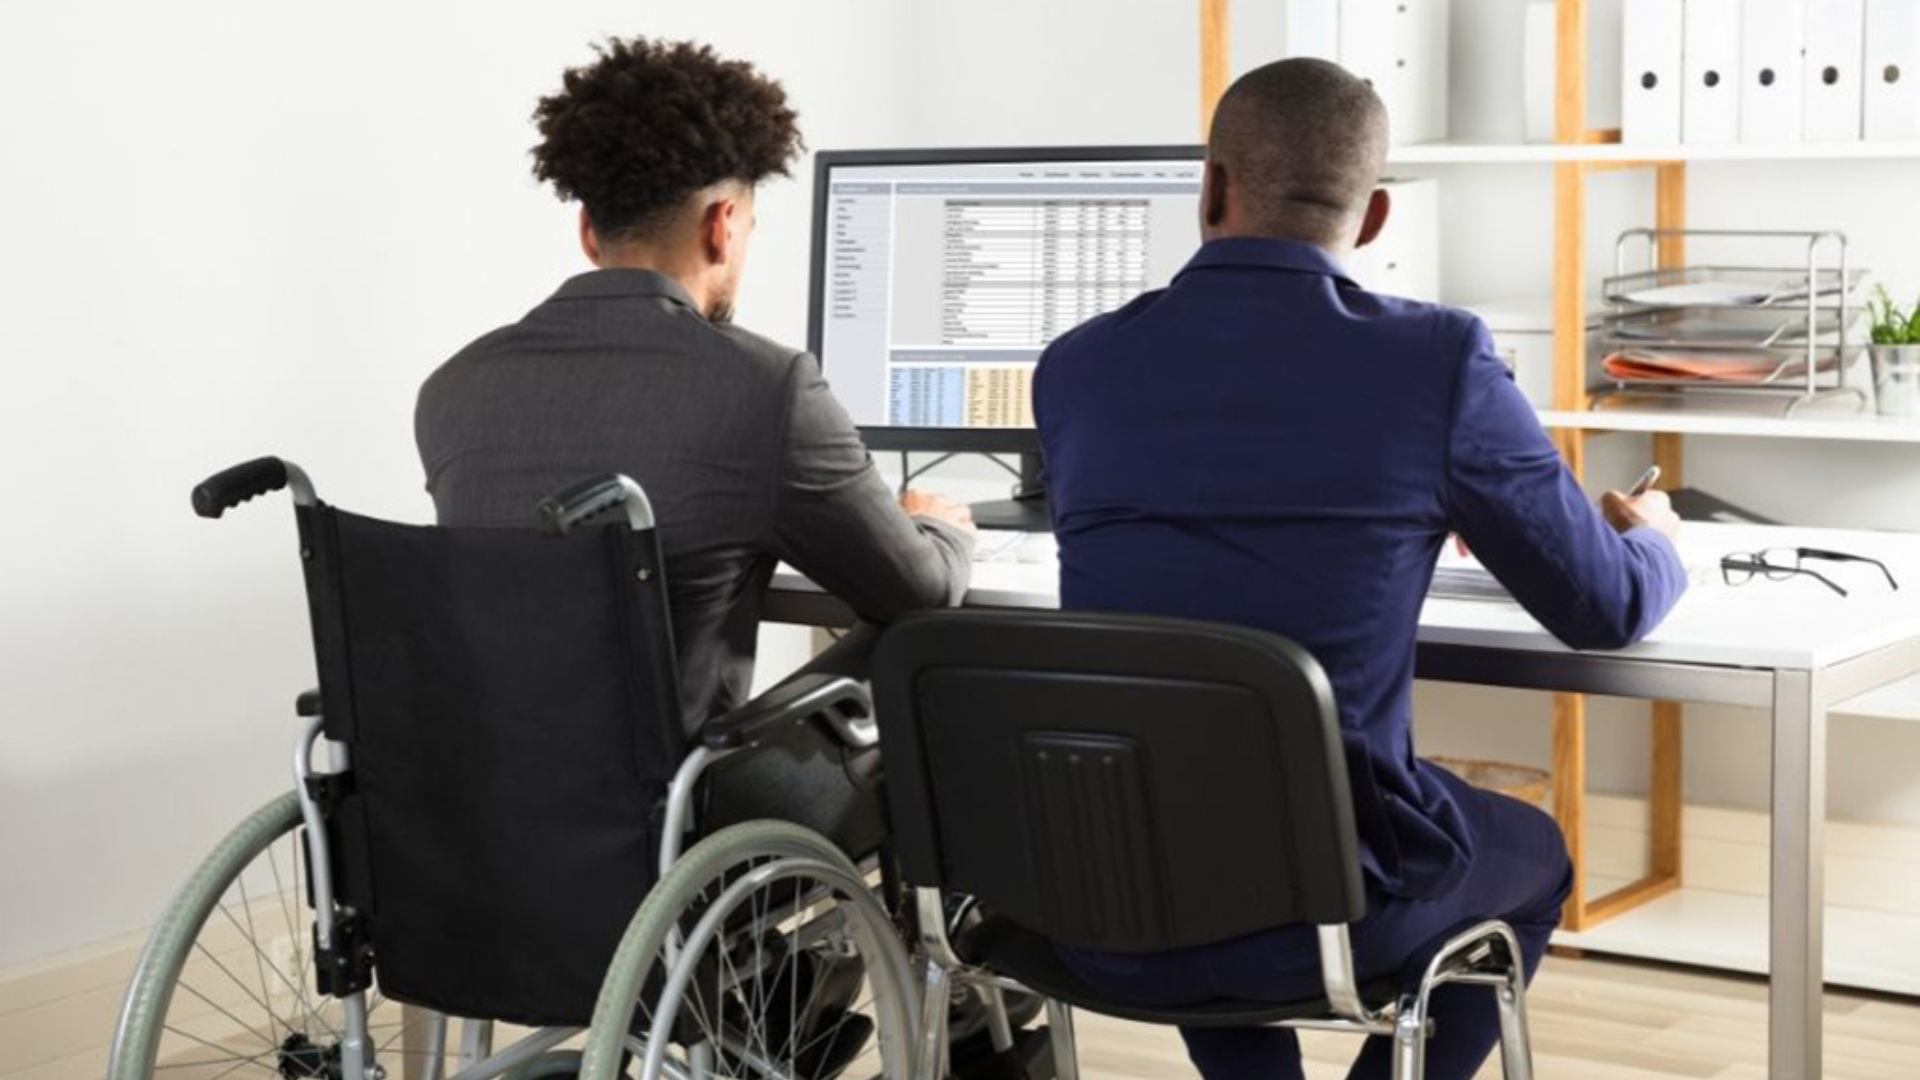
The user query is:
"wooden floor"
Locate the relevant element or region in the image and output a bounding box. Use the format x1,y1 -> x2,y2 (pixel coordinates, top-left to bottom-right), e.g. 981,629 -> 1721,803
10,948 -> 1920,1080
1072,953 -> 1920,1080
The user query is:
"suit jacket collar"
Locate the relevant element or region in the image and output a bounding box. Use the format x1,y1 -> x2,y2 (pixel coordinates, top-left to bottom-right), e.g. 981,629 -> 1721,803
1175,236 -> 1358,287
549,268 -> 701,311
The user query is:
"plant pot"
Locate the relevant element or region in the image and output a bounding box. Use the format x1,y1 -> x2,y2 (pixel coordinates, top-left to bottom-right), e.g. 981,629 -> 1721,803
1871,344 -> 1920,419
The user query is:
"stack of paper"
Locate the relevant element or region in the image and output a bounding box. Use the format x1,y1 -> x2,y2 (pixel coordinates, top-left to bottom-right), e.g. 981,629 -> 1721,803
1619,281 -> 1779,307
1428,565 -> 1513,602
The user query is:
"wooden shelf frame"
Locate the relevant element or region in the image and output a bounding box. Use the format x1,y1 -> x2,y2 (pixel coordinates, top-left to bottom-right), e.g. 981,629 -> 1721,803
1550,0 -> 1687,934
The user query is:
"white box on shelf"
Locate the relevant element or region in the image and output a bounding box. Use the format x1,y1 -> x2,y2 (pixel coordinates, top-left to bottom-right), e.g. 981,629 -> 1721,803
1524,1 -> 1559,142
1465,297 -> 1606,409
1283,0 -> 1450,144
1348,178 -> 1441,303
1805,0 -> 1868,140
1623,0 -> 1687,144
1740,0 -> 1808,142
1865,0 -> 1920,139
1684,0 -> 1746,143
1281,0 -> 1339,60
1401,0 -> 1452,145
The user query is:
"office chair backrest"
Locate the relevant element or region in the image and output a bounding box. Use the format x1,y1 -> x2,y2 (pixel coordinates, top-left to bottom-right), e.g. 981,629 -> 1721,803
295,503 -> 684,1026
874,610 -> 1365,953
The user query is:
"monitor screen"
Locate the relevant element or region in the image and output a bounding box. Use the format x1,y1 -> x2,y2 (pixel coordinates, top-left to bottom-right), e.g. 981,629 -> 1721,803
809,148 -> 1204,445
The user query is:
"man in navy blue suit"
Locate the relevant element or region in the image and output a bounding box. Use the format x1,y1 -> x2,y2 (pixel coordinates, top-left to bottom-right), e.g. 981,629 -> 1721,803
1036,59 -> 1688,1080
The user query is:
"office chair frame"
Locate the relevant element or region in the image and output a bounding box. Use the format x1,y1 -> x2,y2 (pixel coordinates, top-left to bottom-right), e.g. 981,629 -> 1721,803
910,885 -> 1533,1080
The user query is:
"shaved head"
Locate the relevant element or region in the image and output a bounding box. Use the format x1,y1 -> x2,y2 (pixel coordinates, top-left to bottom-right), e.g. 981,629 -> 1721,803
1204,58 -> 1390,248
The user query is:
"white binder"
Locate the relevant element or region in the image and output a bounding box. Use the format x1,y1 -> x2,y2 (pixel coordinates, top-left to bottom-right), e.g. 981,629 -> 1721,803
1402,0 -> 1452,145
1332,0 -> 1450,145
1524,1 -> 1559,142
1346,178 -> 1440,302
1623,0 -> 1686,145
1337,0 -> 1400,118
1741,0 -> 1807,142
1804,0 -> 1867,140
1684,0 -> 1745,143
1865,0 -> 1920,139
1282,0 -> 1340,61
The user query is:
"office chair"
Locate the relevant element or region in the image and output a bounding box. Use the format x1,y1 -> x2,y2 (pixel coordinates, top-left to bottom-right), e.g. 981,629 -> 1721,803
871,610 -> 1535,1080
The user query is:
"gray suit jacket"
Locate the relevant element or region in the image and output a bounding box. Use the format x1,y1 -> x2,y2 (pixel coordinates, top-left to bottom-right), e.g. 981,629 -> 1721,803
416,269 -> 973,733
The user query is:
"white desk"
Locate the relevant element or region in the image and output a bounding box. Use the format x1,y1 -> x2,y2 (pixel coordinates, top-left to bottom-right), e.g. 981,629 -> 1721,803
765,522 -> 1920,1080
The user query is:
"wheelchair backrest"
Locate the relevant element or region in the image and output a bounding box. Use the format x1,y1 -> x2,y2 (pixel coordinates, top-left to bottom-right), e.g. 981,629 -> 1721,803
294,502 -> 684,1026
873,610 -> 1365,953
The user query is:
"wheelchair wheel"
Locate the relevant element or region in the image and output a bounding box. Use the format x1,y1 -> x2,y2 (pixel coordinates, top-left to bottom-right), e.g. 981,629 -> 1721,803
109,792 -> 445,1080
579,821 -> 916,1080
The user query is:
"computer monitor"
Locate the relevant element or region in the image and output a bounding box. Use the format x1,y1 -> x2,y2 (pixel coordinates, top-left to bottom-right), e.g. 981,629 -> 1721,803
807,146 -> 1206,529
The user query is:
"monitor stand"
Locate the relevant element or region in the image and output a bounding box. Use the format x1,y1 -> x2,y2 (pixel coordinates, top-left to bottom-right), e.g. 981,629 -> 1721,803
969,452 -> 1052,532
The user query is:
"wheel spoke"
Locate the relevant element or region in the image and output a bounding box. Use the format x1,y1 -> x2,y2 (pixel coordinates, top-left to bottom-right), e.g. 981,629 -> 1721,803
210,898 -> 314,1038
232,872 -> 281,1045
371,1005 -> 439,1059
266,836 -> 331,1039
197,1053 -> 282,1080
173,969 -> 277,1048
152,1049 -> 280,1071
162,1023 -> 268,1060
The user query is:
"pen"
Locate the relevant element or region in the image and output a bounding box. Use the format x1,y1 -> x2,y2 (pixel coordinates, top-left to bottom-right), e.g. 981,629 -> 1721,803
1627,464 -> 1662,497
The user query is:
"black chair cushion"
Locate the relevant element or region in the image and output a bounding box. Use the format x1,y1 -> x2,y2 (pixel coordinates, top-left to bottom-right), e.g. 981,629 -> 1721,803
959,916 -> 1400,1030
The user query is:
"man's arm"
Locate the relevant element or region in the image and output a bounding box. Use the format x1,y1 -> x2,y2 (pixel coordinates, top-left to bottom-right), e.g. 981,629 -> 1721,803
1444,320 -> 1688,650
771,353 -> 975,621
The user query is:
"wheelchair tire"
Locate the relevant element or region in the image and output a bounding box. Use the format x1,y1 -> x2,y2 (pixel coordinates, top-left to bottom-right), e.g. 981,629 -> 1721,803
502,1049 -> 584,1080
579,821 -> 917,1080
107,791 -> 449,1080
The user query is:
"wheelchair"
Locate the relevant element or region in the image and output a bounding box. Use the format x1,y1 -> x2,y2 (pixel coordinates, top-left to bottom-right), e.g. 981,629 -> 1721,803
107,458 -> 945,1080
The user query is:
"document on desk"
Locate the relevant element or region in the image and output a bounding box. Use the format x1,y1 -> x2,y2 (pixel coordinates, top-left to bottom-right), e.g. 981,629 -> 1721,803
1429,549 -> 1512,602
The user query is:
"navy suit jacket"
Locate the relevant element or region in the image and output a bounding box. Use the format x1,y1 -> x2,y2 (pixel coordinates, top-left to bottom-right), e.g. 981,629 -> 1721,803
1034,237 -> 1688,899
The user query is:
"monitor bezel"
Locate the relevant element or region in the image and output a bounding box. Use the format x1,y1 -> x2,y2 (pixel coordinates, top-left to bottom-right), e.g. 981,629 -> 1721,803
806,144 -> 1204,454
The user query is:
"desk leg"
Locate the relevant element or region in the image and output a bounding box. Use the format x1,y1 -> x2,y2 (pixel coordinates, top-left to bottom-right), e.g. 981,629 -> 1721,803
1770,670 -> 1825,1080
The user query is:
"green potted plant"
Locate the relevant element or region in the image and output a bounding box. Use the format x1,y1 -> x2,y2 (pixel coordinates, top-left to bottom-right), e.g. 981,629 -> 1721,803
1870,286 -> 1920,419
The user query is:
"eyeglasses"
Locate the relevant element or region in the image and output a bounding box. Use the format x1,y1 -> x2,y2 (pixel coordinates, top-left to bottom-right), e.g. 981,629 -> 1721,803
1720,547 -> 1900,598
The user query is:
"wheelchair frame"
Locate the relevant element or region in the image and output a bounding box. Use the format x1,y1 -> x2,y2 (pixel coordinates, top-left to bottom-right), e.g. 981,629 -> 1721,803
113,462 -> 894,1080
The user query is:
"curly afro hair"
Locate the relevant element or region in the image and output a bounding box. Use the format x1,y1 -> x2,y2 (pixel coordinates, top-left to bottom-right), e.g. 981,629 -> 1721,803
531,37 -> 803,242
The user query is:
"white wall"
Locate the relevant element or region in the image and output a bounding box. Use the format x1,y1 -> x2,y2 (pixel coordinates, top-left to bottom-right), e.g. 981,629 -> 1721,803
0,0 -> 913,968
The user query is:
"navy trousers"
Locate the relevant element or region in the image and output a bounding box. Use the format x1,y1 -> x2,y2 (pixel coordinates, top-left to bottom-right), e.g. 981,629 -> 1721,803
1061,780 -> 1572,1080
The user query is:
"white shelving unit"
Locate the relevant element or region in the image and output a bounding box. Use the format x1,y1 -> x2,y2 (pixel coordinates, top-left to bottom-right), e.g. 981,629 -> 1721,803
1556,876 -> 1920,997
1536,402 -> 1920,443
1388,140 -> 1920,166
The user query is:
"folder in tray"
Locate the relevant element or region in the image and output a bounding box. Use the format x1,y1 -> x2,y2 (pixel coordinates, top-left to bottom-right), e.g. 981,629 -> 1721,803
1601,349 -> 1832,383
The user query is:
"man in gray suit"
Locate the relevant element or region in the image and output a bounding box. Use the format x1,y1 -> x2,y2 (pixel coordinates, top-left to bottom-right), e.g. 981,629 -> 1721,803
416,38 -> 975,842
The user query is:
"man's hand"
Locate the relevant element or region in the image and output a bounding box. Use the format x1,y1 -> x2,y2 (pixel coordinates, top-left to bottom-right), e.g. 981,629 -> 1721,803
901,489 -> 977,534
1600,489 -> 1681,541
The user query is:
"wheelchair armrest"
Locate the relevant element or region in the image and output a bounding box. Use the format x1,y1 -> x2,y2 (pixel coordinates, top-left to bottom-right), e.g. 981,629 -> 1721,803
700,674 -> 876,752
295,689 -> 323,717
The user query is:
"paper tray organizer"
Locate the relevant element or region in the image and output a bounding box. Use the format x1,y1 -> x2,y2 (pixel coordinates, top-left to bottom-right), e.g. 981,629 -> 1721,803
1594,230 -> 1869,413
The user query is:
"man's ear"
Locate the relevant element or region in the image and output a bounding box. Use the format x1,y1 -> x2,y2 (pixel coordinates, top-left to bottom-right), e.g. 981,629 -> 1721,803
1201,159 -> 1230,229
700,196 -> 737,265
578,207 -> 602,265
1354,188 -> 1392,249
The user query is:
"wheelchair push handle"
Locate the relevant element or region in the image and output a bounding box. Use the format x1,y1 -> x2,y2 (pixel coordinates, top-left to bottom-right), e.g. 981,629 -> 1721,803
191,456 -> 315,518
537,473 -> 657,534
